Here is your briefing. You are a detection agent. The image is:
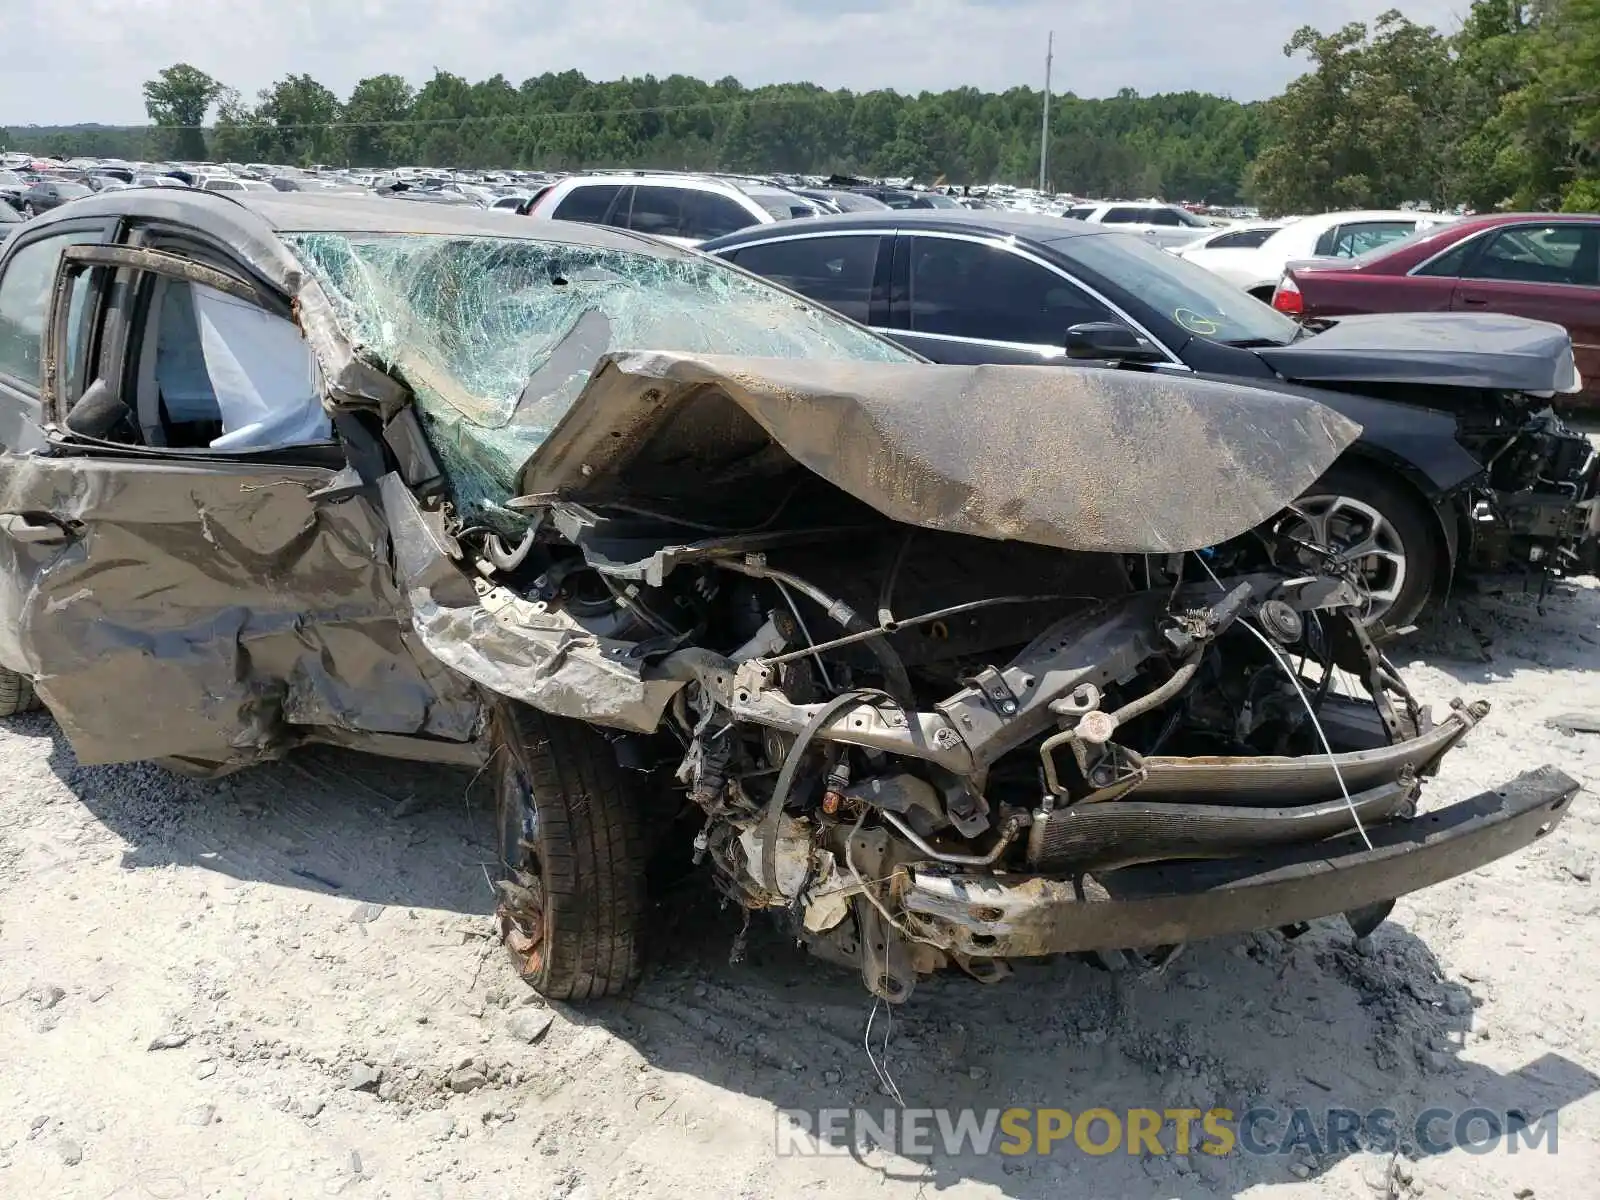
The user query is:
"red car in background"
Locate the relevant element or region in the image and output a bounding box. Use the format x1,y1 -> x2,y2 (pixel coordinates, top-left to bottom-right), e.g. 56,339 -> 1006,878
1273,213 -> 1600,406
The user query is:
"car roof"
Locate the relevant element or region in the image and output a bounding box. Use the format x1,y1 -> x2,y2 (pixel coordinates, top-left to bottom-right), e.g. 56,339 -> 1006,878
25,187 -> 695,258
554,172 -> 745,194
1436,210 -> 1600,233
1284,209 -> 1454,232
702,207 -> 1109,249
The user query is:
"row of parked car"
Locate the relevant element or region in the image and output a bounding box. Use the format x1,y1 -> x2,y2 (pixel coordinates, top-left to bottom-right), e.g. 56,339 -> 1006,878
3,164 -> 1597,639
0,160 -> 280,243
0,184 -> 1578,1002
512,175 -> 1600,424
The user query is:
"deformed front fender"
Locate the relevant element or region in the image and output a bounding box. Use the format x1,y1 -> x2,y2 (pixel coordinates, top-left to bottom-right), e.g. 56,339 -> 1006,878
379,472 -> 686,733
1307,389 -> 1485,498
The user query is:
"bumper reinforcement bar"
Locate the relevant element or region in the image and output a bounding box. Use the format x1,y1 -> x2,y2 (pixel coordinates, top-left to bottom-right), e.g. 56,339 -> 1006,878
902,766 -> 1579,957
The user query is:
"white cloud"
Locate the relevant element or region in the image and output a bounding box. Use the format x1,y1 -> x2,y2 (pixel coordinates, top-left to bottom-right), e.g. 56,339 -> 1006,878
1,0 -> 1467,126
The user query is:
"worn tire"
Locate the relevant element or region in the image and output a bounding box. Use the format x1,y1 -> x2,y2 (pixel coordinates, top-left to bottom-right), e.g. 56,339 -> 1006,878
1292,462 -> 1442,633
0,667 -> 40,717
493,703 -> 646,1001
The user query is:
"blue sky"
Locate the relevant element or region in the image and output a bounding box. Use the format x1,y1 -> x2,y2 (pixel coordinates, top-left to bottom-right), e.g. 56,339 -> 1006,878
1,1 -> 1467,126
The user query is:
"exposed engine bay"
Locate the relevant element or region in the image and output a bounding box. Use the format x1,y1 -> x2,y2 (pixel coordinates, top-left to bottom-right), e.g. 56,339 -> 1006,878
1319,379 -> 1600,581
1456,397 -> 1600,578
377,352 -> 1574,1002
477,517 -> 1478,1001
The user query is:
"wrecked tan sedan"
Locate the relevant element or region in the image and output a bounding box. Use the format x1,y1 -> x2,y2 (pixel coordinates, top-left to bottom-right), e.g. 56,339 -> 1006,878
0,191 -> 1577,1002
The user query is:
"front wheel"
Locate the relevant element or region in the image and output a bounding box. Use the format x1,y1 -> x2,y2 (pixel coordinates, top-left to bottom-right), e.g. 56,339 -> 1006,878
0,667 -> 40,718
1282,463 -> 1441,632
493,704 -> 646,1001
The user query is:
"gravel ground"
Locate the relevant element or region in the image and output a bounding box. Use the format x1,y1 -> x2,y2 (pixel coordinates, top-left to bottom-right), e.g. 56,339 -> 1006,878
1,578 -> 1598,1200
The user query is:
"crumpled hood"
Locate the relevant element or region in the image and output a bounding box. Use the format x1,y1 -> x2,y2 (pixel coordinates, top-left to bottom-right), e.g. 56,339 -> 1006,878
518,352 -> 1362,555
1258,311 -> 1580,394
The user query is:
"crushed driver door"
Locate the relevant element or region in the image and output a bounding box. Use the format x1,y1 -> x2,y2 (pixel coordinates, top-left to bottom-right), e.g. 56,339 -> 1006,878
0,241 -> 479,769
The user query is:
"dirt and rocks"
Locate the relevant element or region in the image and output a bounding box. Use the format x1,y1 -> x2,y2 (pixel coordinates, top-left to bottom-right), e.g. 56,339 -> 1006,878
1,579 -> 1598,1199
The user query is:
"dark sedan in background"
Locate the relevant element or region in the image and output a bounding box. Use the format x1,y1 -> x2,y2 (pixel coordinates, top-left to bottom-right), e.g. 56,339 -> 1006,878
1273,213 -> 1600,408
704,211 -> 1599,631
16,178 -> 94,216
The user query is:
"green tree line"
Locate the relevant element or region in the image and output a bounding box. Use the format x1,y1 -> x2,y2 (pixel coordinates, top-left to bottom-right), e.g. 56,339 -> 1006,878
1250,2 -> 1600,214
4,2 -> 1599,213
8,66 -> 1263,203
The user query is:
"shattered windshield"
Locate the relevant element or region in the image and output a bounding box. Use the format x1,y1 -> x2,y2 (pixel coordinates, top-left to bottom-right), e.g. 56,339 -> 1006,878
286,231 -> 914,524
287,231 -> 911,434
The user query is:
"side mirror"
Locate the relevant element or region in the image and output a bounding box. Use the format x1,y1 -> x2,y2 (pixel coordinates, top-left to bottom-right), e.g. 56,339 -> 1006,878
64,378 -> 135,440
1064,321 -> 1165,363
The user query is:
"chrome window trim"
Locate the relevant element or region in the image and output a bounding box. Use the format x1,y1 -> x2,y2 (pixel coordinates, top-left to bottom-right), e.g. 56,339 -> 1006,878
1409,222 -> 1600,288
1458,277 -> 1600,294
873,327 -> 1192,376
899,229 -> 1189,368
711,226 -> 1191,368
886,327 -> 1071,357
711,228 -> 894,249
1406,226 -> 1496,277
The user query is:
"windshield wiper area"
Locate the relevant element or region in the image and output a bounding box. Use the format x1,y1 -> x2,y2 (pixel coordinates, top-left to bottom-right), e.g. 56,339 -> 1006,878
1222,337 -> 1294,349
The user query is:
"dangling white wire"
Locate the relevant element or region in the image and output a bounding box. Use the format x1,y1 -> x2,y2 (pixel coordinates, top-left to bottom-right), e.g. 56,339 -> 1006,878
864,997 -> 906,1109
1192,552 -> 1374,851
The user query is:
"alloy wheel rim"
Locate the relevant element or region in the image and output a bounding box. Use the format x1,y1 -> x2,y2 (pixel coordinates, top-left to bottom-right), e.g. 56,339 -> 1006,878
1281,493 -> 1408,626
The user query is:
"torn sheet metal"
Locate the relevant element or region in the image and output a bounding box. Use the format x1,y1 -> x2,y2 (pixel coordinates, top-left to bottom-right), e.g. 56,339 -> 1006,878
519,352 -> 1365,556
380,472 -> 682,732
0,453 -> 481,770
405,593 -> 684,734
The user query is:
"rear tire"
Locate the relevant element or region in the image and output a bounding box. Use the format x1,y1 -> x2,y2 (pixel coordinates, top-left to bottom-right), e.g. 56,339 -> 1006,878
493,703 -> 646,1002
0,667 -> 40,717
1287,463 -> 1442,632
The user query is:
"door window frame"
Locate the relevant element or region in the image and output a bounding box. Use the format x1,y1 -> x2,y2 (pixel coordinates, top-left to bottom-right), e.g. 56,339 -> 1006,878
897,232 -> 1120,348
1458,223 -> 1600,290
42,241 -> 341,467
724,231 -> 889,325
549,181 -> 628,225
1408,230 -> 1491,278
0,218 -> 118,398
1314,220 -> 1420,259
886,229 -> 1187,365
712,227 -> 895,331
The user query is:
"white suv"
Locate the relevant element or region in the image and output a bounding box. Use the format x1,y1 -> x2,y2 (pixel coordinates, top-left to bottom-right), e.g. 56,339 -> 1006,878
1188,210 -> 1459,299
1062,201 -> 1230,249
526,173 -> 813,247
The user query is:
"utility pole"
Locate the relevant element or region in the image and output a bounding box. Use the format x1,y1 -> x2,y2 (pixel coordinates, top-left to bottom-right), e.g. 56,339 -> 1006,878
1039,31 -> 1053,193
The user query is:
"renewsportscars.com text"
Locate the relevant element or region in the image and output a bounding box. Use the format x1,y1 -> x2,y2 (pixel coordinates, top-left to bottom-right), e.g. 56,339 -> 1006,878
775,1106 -> 1557,1159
